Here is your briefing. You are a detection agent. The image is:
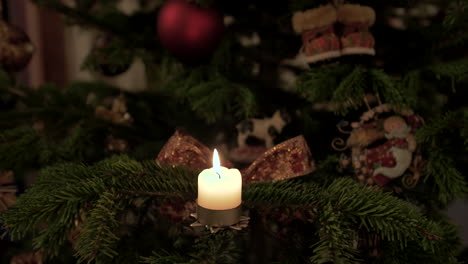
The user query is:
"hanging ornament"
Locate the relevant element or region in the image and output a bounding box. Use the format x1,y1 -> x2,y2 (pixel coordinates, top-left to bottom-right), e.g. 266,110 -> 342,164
289,4 -> 375,66
336,4 -> 376,56
95,94 -> 133,125
0,171 -> 17,212
291,5 -> 341,64
230,110 -> 291,164
0,20 -> 34,71
157,0 -> 224,64
88,34 -> 133,76
333,104 -> 424,187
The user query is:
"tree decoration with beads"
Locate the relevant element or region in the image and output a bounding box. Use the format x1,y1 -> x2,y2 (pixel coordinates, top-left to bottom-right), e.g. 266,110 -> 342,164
333,104 -> 424,187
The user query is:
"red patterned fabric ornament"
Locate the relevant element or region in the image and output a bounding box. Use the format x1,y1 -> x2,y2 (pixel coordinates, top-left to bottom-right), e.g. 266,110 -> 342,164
242,135 -> 316,183
337,5 -> 376,56
291,5 -> 341,64
156,131 -> 316,183
156,130 -> 233,171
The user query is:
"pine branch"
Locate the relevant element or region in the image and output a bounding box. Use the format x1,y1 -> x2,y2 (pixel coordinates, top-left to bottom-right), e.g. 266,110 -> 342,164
31,0 -> 133,38
296,64 -> 354,104
306,154 -> 342,186
75,190 -> 124,263
443,0 -> 468,30
0,163 -> 104,253
0,127 -> 40,169
166,68 -> 257,123
141,250 -> 189,264
426,151 -> 468,205
310,202 -> 360,264
296,66 -> 410,114
1,157 -> 460,263
81,37 -> 134,74
0,156 -> 197,261
0,124 -> 104,169
416,111 -> 468,205
189,231 -> 242,264
375,240 -> 459,264
374,211 -> 461,264
0,69 -> 15,86
369,69 -> 409,108
400,70 -> 421,107
245,178 -> 452,256
426,59 -> 468,90
243,180 -> 323,207
416,111 -> 462,144
331,66 -> 367,115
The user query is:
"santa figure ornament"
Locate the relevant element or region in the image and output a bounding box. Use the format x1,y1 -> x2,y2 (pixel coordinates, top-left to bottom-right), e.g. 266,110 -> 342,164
370,116 -> 415,184
334,104 -> 424,187
157,0 -> 224,64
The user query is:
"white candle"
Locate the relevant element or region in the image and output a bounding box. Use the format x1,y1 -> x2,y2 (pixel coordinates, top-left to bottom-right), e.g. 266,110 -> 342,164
197,149 -> 242,210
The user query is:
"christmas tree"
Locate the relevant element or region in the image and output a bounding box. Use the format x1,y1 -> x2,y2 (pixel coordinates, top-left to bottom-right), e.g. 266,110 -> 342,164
1,0 -> 468,263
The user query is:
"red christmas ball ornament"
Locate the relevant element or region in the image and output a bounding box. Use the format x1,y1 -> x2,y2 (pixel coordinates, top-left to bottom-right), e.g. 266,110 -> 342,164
157,0 -> 224,64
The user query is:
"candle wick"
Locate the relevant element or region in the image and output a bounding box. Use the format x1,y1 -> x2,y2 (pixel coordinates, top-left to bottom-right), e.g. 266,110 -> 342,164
216,172 -> 221,179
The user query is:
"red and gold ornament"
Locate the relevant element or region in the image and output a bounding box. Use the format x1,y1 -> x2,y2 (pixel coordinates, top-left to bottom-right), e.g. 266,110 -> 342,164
157,0 -> 224,64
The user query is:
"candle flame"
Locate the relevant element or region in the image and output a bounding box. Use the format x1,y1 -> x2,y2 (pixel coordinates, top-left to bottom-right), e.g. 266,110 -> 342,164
213,149 -> 221,176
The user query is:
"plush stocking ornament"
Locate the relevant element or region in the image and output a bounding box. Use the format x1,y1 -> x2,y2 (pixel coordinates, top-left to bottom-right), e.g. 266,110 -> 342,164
292,5 -> 341,64
337,4 -> 376,56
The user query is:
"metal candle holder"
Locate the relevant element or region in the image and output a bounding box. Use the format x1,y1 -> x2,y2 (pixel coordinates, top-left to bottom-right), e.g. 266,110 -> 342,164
190,203 -> 249,233
196,204 -> 241,227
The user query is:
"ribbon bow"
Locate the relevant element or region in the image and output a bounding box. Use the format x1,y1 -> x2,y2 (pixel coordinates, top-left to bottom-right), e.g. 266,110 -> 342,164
156,131 -> 316,183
